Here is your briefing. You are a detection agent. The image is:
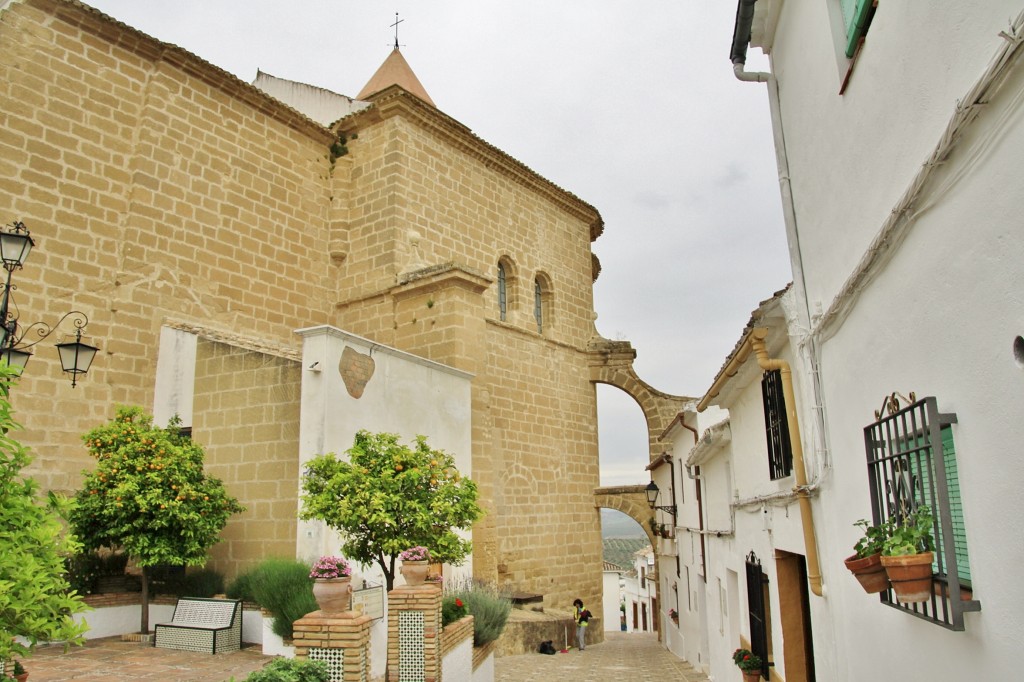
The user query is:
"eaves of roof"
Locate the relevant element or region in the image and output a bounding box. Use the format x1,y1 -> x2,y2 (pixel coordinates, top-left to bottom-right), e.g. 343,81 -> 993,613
697,284 -> 792,411
335,85 -> 605,241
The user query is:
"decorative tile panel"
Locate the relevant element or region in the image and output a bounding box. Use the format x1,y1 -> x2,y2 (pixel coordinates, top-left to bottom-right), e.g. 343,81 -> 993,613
398,610 -> 426,681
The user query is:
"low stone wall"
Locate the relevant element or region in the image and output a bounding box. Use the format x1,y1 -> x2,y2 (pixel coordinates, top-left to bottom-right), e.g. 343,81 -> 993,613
440,615 -> 474,658
496,610 -> 603,657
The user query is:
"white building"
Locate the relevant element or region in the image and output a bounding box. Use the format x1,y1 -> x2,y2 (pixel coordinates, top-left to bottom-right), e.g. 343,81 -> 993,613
602,561 -> 626,633
621,546 -> 657,634
653,1 -> 1024,680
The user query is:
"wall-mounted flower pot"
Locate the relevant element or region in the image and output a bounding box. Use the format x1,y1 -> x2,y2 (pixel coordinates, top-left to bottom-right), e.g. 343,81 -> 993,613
881,552 -> 934,603
844,553 -> 890,594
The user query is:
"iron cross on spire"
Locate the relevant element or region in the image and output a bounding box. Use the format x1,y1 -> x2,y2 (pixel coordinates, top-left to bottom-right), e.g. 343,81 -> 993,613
391,12 -> 404,50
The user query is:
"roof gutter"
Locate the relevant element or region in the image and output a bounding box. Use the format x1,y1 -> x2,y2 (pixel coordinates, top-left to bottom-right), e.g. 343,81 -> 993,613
731,0 -> 769,82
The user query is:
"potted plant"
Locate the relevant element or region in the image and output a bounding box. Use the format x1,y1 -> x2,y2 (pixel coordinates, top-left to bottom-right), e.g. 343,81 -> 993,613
880,505 -> 935,603
843,518 -> 890,593
4,660 -> 28,682
398,546 -> 431,587
668,608 -> 678,624
732,648 -> 763,682
309,556 -> 353,614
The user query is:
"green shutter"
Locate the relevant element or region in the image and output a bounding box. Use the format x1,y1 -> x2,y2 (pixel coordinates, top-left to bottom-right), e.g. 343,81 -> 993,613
841,0 -> 873,58
914,426 -> 971,583
940,427 -> 971,583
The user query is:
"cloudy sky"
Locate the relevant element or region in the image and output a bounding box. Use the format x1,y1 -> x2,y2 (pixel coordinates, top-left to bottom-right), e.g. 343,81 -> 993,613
83,0 -> 792,487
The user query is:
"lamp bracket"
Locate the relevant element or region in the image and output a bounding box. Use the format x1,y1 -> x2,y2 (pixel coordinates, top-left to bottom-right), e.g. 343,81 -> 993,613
6,310 -> 89,351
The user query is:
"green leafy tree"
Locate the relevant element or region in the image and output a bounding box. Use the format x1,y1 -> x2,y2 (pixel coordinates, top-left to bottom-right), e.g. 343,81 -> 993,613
69,406 -> 244,633
300,430 -> 483,590
0,369 -> 89,664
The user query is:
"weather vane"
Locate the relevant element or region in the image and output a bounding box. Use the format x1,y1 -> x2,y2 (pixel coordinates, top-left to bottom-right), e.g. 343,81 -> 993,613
390,12 -> 404,50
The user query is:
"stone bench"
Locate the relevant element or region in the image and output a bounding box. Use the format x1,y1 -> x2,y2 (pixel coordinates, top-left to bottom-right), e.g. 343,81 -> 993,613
154,597 -> 242,654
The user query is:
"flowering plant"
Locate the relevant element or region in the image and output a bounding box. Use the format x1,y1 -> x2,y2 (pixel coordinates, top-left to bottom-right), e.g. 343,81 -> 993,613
441,594 -> 468,626
309,556 -> 352,580
399,546 -> 430,561
668,608 -> 678,619
732,648 -> 763,672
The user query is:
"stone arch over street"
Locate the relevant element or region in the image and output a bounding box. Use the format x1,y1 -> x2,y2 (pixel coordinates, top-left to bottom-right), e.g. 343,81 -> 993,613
588,338 -> 692,462
594,484 -> 657,547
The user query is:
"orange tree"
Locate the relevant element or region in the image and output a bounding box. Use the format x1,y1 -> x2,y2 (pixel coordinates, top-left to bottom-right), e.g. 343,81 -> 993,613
300,430 -> 482,590
69,406 -> 243,633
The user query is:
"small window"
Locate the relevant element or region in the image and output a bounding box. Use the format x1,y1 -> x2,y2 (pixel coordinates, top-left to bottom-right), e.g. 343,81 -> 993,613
497,262 -> 507,321
534,278 -> 543,333
840,0 -> 876,58
761,369 -> 793,480
827,0 -> 879,92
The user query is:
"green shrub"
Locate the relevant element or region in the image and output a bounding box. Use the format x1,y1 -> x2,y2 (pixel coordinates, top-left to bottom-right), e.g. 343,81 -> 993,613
166,568 -> 224,598
65,552 -> 103,595
96,552 -> 129,576
243,657 -> 329,682
227,570 -> 257,603
248,559 -> 317,639
448,580 -> 512,646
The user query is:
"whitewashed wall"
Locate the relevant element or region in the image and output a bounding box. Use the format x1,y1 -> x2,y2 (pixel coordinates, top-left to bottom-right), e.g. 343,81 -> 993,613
740,0 -> 1024,679
601,569 -> 623,632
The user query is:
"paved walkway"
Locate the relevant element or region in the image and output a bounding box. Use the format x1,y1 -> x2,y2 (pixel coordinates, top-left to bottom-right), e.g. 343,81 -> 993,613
22,631 -> 706,682
495,631 -> 709,682
23,636 -> 274,681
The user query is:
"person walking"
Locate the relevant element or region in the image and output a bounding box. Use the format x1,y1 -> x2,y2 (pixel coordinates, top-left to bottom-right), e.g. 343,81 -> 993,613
573,598 -> 591,651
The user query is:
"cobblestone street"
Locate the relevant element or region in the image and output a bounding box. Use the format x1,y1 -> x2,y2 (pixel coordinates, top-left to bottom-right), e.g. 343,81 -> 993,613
495,631 -> 708,682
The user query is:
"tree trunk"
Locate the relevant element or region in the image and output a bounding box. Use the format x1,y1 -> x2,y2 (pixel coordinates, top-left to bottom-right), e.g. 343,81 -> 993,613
380,555 -> 395,591
140,566 -> 149,634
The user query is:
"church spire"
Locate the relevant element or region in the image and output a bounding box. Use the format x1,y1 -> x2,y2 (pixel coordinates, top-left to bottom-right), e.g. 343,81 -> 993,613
356,14 -> 435,106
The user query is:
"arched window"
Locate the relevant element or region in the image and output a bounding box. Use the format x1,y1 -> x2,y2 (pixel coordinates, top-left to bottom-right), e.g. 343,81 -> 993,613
498,262 -> 507,321
534,278 -> 543,333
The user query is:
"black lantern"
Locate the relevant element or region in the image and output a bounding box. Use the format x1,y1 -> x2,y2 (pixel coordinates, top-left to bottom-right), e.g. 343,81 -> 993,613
0,221 -> 98,387
645,481 -> 677,516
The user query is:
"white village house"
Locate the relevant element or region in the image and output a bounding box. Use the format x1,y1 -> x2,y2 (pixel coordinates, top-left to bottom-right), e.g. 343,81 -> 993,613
649,1 -> 1024,680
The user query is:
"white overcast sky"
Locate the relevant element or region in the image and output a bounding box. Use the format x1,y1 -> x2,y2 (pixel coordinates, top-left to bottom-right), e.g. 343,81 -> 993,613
82,0 -> 792,487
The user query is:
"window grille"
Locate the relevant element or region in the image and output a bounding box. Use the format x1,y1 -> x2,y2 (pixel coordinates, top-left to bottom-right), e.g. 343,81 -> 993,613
863,396 -> 980,630
745,551 -> 770,680
761,369 -> 793,480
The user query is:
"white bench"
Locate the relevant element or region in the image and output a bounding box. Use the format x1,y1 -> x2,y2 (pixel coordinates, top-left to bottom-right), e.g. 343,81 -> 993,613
154,597 -> 242,654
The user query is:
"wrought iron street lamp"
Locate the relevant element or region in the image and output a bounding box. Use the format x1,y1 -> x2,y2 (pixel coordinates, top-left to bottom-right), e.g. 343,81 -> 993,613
0,220 -> 98,387
645,481 -> 677,516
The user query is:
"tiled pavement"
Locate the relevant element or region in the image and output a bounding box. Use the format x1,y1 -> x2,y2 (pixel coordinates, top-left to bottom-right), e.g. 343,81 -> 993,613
22,630 -> 707,681
23,637 -> 274,681
495,631 -> 709,682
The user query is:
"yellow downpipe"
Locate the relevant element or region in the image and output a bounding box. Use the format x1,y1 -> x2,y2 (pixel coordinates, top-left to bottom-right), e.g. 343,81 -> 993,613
749,328 -> 824,597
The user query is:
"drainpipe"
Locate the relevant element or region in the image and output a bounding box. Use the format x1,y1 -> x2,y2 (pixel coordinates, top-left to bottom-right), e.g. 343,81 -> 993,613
731,0 -> 831,480
678,420 -> 707,580
748,328 -> 823,597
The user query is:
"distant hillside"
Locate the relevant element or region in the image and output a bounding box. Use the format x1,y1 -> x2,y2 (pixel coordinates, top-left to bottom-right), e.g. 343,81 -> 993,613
603,537 -> 649,571
601,509 -> 645,539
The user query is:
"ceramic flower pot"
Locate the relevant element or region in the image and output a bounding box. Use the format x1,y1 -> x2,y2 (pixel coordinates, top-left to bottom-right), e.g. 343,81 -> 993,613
742,670 -> 762,682
312,577 -> 353,614
844,552 -> 890,594
400,559 -> 430,586
881,552 -> 934,603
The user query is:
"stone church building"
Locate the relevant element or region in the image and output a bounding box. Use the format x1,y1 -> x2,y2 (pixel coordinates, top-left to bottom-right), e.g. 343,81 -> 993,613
0,0 -> 687,612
